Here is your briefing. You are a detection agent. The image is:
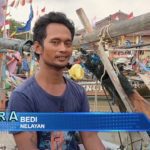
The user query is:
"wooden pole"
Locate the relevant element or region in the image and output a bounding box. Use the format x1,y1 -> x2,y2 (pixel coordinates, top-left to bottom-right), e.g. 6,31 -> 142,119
76,8 -> 93,33
98,44 -> 133,111
76,8 -> 98,111
73,12 -> 150,46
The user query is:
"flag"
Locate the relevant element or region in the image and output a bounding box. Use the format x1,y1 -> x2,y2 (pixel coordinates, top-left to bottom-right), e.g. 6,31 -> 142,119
41,6 -> 45,13
0,0 -> 6,27
128,12 -> 133,19
0,0 -> 7,9
17,5 -> 33,32
20,0 -> 25,6
1,21 -> 11,30
0,8 -> 5,26
9,0 -> 15,7
14,0 -> 20,8
6,12 -> 10,16
27,0 -> 32,3
0,0 -> 6,6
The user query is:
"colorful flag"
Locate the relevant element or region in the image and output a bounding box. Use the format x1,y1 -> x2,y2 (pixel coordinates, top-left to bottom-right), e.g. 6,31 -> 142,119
17,5 -> 34,32
41,6 -> 45,13
9,0 -> 15,7
128,12 -> 134,19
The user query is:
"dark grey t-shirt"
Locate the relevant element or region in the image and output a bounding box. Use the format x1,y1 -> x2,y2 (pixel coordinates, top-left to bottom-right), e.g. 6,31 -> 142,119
8,76 -> 89,150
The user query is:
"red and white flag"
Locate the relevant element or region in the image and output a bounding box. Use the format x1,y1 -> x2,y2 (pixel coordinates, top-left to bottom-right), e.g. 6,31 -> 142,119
41,6 -> 45,13
6,12 -> 11,17
0,0 -> 6,27
128,12 -> 134,19
1,21 -> 11,30
27,0 -> 32,3
9,0 -> 15,7
14,0 -> 20,8
20,0 -> 25,6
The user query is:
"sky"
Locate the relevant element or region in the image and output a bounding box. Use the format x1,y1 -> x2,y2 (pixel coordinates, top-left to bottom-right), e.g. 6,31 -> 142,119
7,0 -> 150,30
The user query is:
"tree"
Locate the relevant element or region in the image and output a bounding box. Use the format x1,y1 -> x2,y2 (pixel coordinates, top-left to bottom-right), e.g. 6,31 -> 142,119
0,19 -> 24,38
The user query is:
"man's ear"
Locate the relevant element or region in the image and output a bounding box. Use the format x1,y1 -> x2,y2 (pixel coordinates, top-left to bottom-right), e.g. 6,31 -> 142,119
33,41 -> 43,55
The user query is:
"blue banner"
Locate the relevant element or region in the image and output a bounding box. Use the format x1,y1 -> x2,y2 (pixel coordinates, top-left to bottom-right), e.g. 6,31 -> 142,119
0,112 -> 150,131
17,5 -> 33,32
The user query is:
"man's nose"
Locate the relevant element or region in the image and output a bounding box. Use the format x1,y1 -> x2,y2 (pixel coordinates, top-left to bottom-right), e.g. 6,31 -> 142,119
59,42 -> 67,52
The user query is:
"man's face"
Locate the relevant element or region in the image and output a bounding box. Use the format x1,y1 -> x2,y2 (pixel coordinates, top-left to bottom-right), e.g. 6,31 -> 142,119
40,23 -> 73,69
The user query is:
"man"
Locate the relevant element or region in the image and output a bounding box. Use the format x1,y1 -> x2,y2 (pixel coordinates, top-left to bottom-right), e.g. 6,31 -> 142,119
8,12 -> 105,150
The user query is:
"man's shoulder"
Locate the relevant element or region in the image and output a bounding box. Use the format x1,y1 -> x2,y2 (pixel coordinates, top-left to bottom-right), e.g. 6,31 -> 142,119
65,78 -> 85,92
66,77 -> 81,86
14,76 -> 36,94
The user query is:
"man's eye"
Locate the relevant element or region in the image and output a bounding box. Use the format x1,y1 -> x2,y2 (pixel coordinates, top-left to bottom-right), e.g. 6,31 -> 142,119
51,40 -> 60,45
64,41 -> 72,47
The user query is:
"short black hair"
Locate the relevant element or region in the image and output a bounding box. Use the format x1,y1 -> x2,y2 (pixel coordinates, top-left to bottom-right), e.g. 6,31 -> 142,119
33,12 -> 75,60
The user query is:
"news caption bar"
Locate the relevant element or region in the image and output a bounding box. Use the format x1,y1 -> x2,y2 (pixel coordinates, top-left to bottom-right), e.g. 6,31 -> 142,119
0,112 -> 150,131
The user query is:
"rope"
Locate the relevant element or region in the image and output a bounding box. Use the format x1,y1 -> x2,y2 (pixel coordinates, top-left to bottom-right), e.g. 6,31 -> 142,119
98,24 -> 113,44
100,67 -> 106,85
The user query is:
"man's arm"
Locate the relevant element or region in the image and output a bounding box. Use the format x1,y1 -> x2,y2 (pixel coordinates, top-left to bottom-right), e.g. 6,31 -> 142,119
80,131 -> 105,150
13,132 -> 38,150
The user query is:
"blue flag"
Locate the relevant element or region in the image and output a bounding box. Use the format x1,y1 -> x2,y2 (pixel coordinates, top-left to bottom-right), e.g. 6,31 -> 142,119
17,5 -> 33,32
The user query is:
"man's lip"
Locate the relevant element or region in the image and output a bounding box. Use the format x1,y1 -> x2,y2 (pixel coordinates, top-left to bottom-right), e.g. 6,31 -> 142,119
55,56 -> 68,58
56,55 -> 68,57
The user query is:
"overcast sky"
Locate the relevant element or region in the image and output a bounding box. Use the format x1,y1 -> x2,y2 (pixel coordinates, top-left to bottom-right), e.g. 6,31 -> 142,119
8,0 -> 150,29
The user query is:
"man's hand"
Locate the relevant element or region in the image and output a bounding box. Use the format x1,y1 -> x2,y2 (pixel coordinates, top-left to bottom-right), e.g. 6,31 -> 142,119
80,131 -> 105,150
13,132 -> 38,150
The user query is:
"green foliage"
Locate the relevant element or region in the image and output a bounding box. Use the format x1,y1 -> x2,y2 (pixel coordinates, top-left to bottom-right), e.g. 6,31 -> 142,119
9,19 -> 24,34
0,19 -> 24,39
